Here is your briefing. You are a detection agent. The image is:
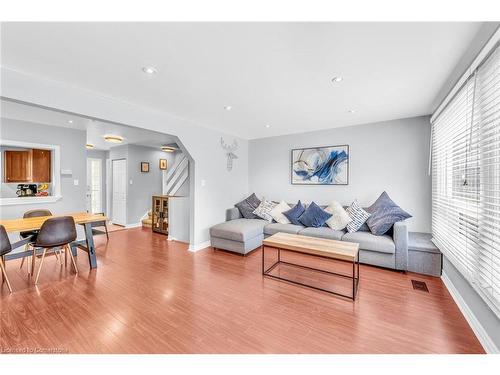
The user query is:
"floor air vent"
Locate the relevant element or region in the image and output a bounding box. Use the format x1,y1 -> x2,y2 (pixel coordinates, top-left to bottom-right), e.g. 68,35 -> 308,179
411,280 -> 429,292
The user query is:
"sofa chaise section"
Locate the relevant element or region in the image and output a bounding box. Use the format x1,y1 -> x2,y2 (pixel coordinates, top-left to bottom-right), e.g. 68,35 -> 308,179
210,218 -> 267,255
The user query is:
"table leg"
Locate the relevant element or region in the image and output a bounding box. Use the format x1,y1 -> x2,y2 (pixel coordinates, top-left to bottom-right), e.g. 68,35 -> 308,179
84,222 -> 98,269
261,245 -> 265,275
352,258 -> 356,301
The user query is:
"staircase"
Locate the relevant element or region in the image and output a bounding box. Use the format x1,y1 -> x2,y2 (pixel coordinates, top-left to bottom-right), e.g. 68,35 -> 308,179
142,211 -> 153,228
163,154 -> 189,195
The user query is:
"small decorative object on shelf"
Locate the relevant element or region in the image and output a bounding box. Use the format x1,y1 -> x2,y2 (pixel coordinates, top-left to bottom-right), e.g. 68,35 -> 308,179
159,159 -> 167,170
141,162 -> 150,173
152,195 -> 169,235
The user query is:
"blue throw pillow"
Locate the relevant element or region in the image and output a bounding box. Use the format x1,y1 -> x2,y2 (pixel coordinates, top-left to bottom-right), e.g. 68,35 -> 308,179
366,191 -> 412,235
299,201 -> 332,228
283,200 -> 305,225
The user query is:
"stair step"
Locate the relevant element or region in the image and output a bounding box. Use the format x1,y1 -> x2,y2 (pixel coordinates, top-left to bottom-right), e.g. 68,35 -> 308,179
142,218 -> 152,228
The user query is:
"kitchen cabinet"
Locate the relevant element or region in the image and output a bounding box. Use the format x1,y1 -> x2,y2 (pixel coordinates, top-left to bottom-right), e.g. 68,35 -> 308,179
4,150 -> 32,182
31,149 -> 51,182
3,148 -> 51,183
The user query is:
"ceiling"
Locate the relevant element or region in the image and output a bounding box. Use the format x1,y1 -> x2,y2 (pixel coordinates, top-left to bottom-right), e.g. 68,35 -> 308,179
0,22 -> 483,139
0,99 -> 178,151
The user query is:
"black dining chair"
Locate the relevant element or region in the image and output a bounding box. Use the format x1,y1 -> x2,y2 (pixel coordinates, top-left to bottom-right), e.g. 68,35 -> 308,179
34,216 -> 78,285
20,209 -> 53,275
0,225 -> 13,293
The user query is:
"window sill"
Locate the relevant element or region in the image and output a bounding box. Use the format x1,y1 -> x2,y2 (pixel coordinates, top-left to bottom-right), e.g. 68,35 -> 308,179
0,195 -> 62,206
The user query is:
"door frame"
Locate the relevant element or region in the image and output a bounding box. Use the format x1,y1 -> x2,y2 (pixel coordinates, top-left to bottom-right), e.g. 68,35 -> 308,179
111,158 -> 127,226
86,157 -> 103,214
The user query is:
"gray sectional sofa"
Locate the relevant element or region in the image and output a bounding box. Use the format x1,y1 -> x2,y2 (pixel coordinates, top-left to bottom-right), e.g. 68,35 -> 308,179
209,206 -> 409,271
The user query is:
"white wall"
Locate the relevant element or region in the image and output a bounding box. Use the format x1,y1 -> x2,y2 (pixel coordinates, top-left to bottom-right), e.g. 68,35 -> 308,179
249,116 -> 431,232
126,144 -> 173,224
0,67 -> 250,247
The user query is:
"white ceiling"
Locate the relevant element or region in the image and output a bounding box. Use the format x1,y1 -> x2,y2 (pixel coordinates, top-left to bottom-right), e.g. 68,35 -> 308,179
0,22 -> 483,139
0,99 -> 178,150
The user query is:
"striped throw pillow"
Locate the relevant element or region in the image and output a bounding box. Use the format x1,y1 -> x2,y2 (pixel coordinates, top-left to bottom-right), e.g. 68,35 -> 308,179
346,200 -> 371,233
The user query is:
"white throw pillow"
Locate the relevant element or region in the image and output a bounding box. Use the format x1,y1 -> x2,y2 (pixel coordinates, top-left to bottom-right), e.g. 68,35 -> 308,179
253,199 -> 277,221
269,200 -> 292,224
324,201 -> 352,230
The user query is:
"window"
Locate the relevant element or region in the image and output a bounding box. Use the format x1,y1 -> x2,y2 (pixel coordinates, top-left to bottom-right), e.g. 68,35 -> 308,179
431,43 -> 500,316
87,158 -> 102,213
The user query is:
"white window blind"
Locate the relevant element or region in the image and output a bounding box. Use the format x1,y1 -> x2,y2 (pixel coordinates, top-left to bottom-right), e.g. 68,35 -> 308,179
431,43 -> 500,317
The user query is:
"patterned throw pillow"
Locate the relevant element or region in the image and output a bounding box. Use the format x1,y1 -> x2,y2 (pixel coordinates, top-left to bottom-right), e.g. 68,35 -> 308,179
269,200 -> 292,224
283,200 -> 305,225
346,200 -> 371,233
324,201 -> 352,230
299,201 -> 333,228
235,193 -> 261,219
366,191 -> 412,235
253,199 -> 278,221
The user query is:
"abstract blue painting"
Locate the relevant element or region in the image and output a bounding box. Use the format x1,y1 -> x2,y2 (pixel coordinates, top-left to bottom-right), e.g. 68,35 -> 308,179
291,145 -> 349,185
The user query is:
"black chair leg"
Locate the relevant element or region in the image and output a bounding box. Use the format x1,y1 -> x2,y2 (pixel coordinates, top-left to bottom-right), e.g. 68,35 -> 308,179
104,222 -> 109,241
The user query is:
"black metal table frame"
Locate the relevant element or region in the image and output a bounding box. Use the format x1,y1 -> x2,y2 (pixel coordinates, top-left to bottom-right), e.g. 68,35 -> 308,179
261,244 -> 360,300
5,222 -> 98,269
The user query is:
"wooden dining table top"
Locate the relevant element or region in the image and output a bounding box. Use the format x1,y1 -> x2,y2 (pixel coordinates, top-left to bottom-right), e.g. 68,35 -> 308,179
0,212 -> 108,233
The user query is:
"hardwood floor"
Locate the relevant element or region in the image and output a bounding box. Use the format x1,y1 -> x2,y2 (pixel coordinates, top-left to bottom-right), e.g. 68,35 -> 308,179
0,228 -> 484,354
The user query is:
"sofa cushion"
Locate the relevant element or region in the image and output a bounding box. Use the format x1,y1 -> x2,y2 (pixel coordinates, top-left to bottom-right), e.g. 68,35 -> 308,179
235,193 -> 261,219
264,223 -> 304,236
299,227 -> 344,241
210,218 -> 267,242
342,231 -> 395,254
283,200 -> 305,225
299,201 -> 332,228
366,191 -> 412,235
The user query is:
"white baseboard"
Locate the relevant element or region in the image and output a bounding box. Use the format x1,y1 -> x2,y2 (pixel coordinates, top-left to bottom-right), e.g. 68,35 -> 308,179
125,222 -> 142,229
188,240 -> 211,252
442,271 -> 499,354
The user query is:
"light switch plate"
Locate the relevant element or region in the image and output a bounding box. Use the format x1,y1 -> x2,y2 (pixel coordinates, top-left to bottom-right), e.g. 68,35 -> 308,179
73,179 -> 79,186
201,179 -> 206,187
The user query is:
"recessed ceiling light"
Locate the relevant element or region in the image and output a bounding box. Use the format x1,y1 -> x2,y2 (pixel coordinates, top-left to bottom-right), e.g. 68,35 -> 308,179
68,120 -> 73,123
348,109 -> 356,113
265,124 -> 271,128
85,144 -> 94,149
142,66 -> 157,75
331,76 -> 343,83
103,135 -> 123,144
224,105 -> 232,111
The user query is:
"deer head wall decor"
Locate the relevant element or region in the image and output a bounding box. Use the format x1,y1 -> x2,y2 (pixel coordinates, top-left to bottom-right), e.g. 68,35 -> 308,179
220,137 -> 239,171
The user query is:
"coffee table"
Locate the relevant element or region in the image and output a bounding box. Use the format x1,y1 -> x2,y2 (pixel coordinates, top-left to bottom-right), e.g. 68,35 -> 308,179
261,232 -> 360,300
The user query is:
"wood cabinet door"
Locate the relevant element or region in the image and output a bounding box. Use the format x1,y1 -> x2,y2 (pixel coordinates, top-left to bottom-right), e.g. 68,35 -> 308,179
4,150 -> 32,182
31,149 -> 51,182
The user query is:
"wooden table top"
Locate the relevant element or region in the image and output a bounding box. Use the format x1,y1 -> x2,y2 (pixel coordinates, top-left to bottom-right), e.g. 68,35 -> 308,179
0,212 -> 108,233
263,232 -> 359,262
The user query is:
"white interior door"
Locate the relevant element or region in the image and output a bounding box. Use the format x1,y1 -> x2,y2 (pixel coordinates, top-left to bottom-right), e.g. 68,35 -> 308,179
86,158 -> 102,214
112,159 -> 127,225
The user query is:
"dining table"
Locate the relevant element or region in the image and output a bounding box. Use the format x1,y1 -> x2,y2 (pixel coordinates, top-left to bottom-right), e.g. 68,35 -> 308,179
0,212 -> 108,269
